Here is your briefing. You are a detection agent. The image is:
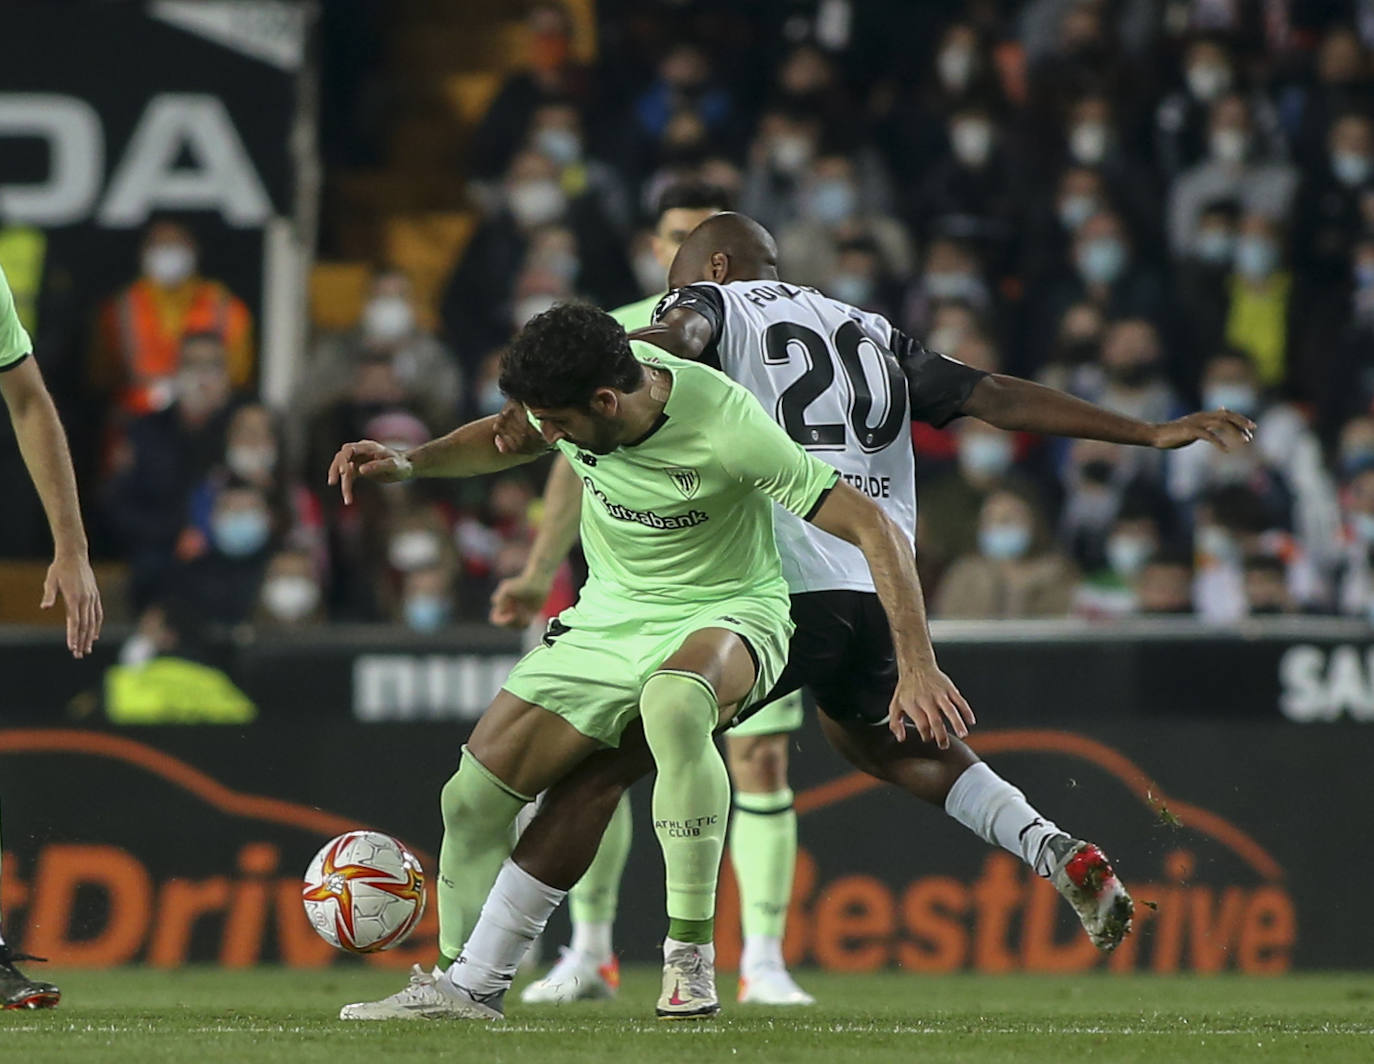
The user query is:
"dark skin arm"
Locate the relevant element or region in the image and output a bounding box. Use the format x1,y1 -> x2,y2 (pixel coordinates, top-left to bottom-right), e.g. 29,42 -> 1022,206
961,374 -> 1256,450
625,306 -> 713,360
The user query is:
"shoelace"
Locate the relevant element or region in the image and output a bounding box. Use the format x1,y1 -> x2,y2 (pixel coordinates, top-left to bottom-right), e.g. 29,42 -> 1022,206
0,948 -> 47,968
667,947 -> 712,998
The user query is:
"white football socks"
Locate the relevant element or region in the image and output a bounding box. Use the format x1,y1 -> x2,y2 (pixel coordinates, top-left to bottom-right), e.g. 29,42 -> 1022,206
569,920 -> 613,963
664,936 -> 715,963
740,934 -> 784,975
446,859 -> 567,997
944,762 -> 1064,877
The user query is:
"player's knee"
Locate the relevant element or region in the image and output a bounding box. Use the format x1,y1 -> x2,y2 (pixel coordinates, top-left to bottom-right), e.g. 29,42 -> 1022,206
440,747 -> 528,835
727,733 -> 789,792
640,671 -> 717,756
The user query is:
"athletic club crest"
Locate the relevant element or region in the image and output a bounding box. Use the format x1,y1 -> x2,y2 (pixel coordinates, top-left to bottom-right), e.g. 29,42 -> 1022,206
665,467 -> 700,499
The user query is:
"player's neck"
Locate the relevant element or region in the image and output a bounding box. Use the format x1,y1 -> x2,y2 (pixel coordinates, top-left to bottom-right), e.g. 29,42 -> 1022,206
616,365 -> 671,444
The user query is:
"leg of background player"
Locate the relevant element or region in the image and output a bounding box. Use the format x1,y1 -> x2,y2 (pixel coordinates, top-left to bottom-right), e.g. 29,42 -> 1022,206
818,714 -> 1133,950
519,791 -> 631,1003
725,709 -> 813,1007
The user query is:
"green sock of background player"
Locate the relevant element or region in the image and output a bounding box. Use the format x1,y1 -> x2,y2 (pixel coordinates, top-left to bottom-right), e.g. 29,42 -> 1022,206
565,793 -> 633,960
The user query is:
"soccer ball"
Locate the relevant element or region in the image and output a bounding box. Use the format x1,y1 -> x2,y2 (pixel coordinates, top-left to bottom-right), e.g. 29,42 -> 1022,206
302,830 -> 426,953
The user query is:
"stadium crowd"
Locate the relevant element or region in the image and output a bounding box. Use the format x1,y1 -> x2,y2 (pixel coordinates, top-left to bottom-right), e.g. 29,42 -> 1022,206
12,0 -> 1374,634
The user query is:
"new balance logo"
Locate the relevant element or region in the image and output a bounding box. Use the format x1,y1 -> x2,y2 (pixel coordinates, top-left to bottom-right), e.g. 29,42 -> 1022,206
576,451 -> 598,466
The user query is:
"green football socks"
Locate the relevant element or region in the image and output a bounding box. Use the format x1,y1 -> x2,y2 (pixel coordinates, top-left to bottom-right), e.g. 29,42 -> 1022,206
730,788 -> 797,941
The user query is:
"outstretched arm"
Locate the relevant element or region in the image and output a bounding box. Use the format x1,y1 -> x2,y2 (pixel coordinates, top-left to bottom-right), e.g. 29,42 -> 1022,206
327,415 -> 544,504
809,481 -> 974,747
962,374 -> 1256,450
489,454 -> 584,627
0,356 -> 102,658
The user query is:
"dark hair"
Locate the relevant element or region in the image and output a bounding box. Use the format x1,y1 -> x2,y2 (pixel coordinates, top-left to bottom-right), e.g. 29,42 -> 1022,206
655,180 -> 734,219
500,302 -> 641,409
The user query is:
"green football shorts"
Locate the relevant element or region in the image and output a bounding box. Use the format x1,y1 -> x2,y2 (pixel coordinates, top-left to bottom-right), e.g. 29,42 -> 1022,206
502,596 -> 793,747
728,688 -> 805,736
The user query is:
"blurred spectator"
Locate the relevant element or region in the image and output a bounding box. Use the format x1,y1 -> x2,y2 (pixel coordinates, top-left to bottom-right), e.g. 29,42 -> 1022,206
902,238 -> 995,343
1282,25 -> 1374,168
468,1 -> 595,180
1136,547 -> 1195,615
1222,212 -> 1299,389
911,330 -> 1004,463
777,152 -> 914,290
1167,93 -> 1298,258
399,564 -> 459,633
93,220 -> 252,418
528,99 -> 632,231
918,420 -> 1048,589
1302,241 -> 1374,440
1058,438 -> 1169,566
739,104 -> 823,232
822,237 -> 902,320
171,483 -> 276,626
1073,500 -> 1163,618
104,333 -> 241,608
305,267 -> 461,429
633,43 -> 733,150
1036,300 -> 1105,395
1292,112 -> 1374,285
771,43 -> 854,138
255,548 -> 326,628
455,475 -> 536,610
1333,468 -> 1374,621
1173,199 -> 1240,361
1049,94 -> 1161,249
619,180 -> 732,310
1089,318 -> 1180,432
1337,415 -> 1374,481
934,489 -> 1078,618
1243,552 -> 1297,615
442,148 -> 634,371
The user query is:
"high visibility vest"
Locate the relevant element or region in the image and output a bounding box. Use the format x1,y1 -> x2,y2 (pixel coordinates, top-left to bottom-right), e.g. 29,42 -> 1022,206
105,657 -> 257,724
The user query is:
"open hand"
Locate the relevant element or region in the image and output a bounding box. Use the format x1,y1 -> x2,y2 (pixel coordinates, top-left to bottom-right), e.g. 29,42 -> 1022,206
888,665 -> 976,747
326,440 -> 413,505
1151,410 -> 1256,451
44,554 -> 102,659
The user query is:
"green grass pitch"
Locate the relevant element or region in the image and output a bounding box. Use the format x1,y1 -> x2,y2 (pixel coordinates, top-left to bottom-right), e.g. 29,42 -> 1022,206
2,967 -> 1372,1063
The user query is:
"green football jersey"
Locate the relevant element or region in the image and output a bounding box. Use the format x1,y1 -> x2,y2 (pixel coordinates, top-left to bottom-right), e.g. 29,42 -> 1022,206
609,293 -> 663,332
0,264 -> 33,370
543,344 -> 839,621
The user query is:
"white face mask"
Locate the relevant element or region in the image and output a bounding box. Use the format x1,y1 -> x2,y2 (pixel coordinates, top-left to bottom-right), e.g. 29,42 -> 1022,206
513,293 -> 560,329
508,179 -> 566,227
950,119 -> 993,168
262,575 -> 320,621
1186,63 -> 1231,102
1210,128 -> 1248,164
633,250 -> 665,295
769,133 -> 813,175
144,244 -> 195,286
937,47 -> 976,92
1107,534 -> 1153,577
363,296 -> 414,342
1068,122 -> 1108,165
227,445 -> 277,480
927,325 -> 965,355
389,530 -> 442,572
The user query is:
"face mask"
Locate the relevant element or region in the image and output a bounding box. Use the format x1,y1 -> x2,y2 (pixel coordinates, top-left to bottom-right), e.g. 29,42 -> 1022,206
539,249 -> 580,285
535,127 -> 582,166
363,296 -> 414,342
769,133 -> 813,175
829,272 -> 874,306
1340,447 -> 1374,478
513,293 -> 560,329
1107,534 -> 1153,577
634,250 -> 664,294
937,46 -> 975,91
1194,229 -> 1235,264
227,445 -> 277,480
1058,194 -> 1097,230
263,575 -> 320,621
980,523 -> 1031,560
1198,525 -> 1238,563
389,530 -> 442,572
1204,383 -> 1258,417
214,510 -> 270,557
1210,128 -> 1248,164
1068,122 -> 1108,165
1352,512 -> 1374,544
1186,63 -> 1231,102
1235,236 -> 1277,279
924,272 -> 978,301
1331,151 -> 1373,188
404,594 -> 450,632
926,325 -> 964,354
959,433 -> 1014,478
143,244 -> 195,286
804,179 -> 857,224
1077,237 -> 1126,285
950,120 -> 993,168
508,179 -> 566,227
1354,262 -> 1374,289
119,633 -> 158,667
479,381 -> 506,415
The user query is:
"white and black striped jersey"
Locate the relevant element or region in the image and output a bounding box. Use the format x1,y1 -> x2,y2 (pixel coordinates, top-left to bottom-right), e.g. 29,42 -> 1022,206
653,279 -> 986,594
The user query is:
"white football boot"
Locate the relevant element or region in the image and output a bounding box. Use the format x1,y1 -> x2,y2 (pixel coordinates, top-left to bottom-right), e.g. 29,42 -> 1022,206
738,964 -> 815,1005
520,947 -> 620,1004
339,964 -> 504,1021
655,942 -> 720,1020
1048,836 -> 1135,952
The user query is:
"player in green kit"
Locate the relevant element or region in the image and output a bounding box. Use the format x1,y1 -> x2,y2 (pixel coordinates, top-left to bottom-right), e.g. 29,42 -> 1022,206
331,303 -> 972,1020
495,181 -> 814,1006
0,264 -> 103,1008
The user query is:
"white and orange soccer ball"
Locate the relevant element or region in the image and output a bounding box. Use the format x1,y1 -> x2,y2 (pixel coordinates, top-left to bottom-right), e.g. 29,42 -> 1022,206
302,830 -> 426,953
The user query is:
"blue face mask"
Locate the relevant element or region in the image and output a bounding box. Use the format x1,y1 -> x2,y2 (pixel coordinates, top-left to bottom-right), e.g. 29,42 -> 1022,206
1078,237 -> 1126,285
829,273 -> 874,306
979,523 -> 1031,560
805,179 -> 857,225
959,434 -> 1014,478
1194,229 -> 1235,265
1058,195 -> 1097,231
1352,512 -> 1374,545
1203,383 -> 1259,418
404,595 -> 450,632
924,272 -> 979,301
1106,534 -> 1152,577
214,510 -> 270,557
1332,151 -> 1372,188
535,127 -> 582,166
1354,262 -> 1374,289
479,382 -> 506,415
1235,236 -> 1278,279
1341,448 -> 1374,478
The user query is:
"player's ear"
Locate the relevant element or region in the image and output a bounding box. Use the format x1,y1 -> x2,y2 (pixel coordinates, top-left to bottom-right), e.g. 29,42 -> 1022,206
709,251 -> 729,282
589,388 -> 618,416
